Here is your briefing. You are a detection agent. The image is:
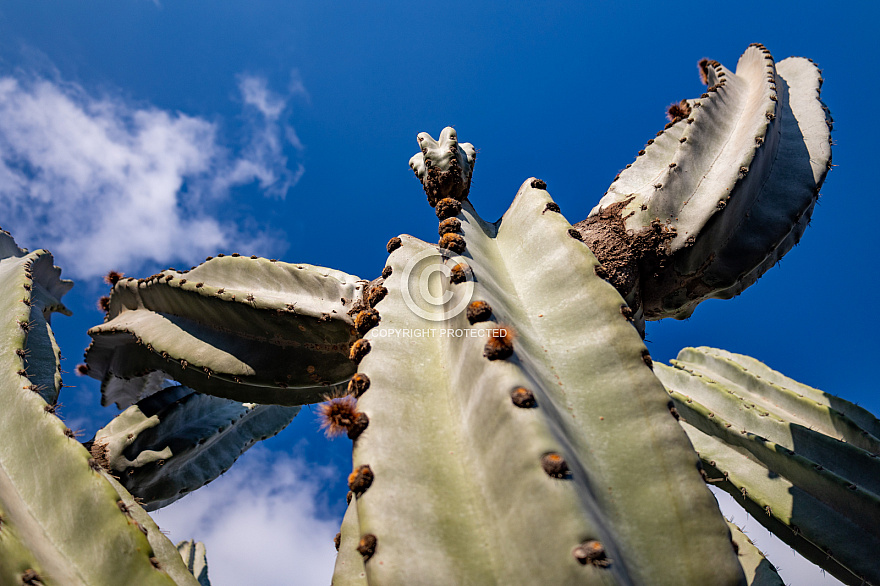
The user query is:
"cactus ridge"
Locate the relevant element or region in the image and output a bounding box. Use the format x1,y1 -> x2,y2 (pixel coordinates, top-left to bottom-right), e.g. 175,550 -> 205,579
655,347 -> 880,586
86,255 -> 365,407
0,230 -> 198,586
90,385 -> 299,510
725,520 -> 784,586
334,170 -> 745,585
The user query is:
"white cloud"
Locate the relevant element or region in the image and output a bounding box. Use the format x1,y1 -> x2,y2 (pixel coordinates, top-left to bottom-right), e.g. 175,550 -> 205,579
0,71 -> 304,279
712,487 -> 845,585
151,446 -> 341,586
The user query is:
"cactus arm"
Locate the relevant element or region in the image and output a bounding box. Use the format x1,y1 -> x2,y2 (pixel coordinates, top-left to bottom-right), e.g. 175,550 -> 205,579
688,347 -> 880,439
90,385 -> 299,510
345,176 -> 744,585
725,521 -> 784,586
655,348 -> 880,586
332,500 -> 368,586
86,256 -> 364,407
0,231 -> 197,585
176,540 -> 211,586
576,45 -> 831,320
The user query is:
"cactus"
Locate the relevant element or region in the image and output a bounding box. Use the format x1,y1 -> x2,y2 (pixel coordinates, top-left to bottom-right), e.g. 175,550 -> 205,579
0,229 -> 201,586
0,42 -> 865,585
655,347 -> 880,586
574,43 -> 832,323
85,257 -> 364,407
326,177 -> 745,585
88,385 -> 300,510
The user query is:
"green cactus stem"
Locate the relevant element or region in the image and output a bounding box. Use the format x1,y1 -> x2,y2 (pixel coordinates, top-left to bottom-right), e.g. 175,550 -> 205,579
85,255 -> 365,407
575,44 -> 832,321
655,347 -> 880,586
0,229 -> 199,586
89,385 -> 300,510
331,152 -> 745,585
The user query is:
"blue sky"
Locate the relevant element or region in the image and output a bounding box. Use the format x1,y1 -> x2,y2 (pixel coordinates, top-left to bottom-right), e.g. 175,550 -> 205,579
1,2 -> 877,584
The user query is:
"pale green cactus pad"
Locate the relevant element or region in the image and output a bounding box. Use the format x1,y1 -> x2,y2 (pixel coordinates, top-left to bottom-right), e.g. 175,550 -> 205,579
85,256 -> 365,407
89,385 -> 300,510
332,176 -> 746,585
576,44 -> 832,321
655,347 -> 880,586
0,229 -> 199,586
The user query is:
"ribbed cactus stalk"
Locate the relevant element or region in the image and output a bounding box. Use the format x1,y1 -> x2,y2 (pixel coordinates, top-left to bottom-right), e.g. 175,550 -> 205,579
329,177 -> 746,585
88,385 -> 300,510
655,347 -> 880,586
85,257 -> 364,407
1,43 -> 864,585
0,229 -> 202,586
574,43 -> 831,322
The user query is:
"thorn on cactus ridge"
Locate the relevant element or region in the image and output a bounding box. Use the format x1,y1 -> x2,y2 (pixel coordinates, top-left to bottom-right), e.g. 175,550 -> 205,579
386,237 -> 402,253
357,534 -> 378,561
104,270 -> 124,286
666,100 -> 691,124
348,464 -> 374,496
450,263 -> 472,284
319,395 -> 368,439
530,178 -> 547,190
334,532 -> 341,551
435,198 -> 462,220
573,540 -> 610,567
438,217 -> 462,236
381,266 -> 392,279
21,569 -> 43,585
483,326 -> 515,361
367,285 -> 388,307
348,335 -> 372,362
348,373 -> 371,397
466,301 -> 492,324
667,401 -> 680,420
541,452 -> 570,479
510,386 -> 537,408
698,58 -> 711,84
641,350 -> 653,370
439,233 -> 466,253
97,296 -> 110,313
355,309 -> 380,334
543,202 -> 560,214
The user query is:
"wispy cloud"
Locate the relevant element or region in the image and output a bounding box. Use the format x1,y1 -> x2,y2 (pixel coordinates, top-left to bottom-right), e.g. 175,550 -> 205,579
0,70 -> 305,279
151,446 -> 341,586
